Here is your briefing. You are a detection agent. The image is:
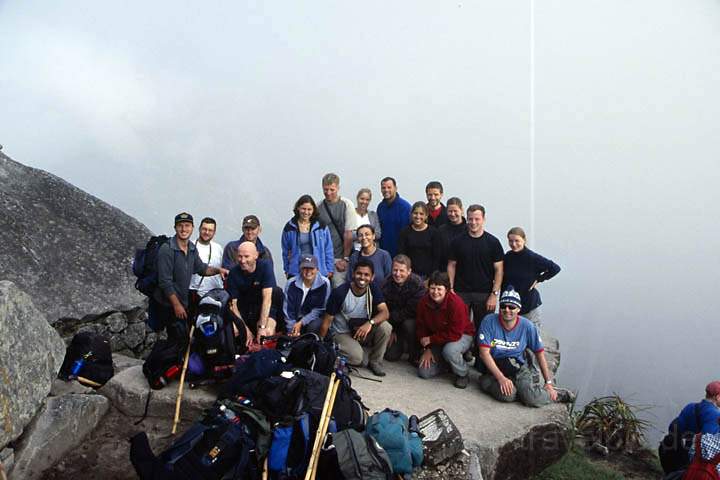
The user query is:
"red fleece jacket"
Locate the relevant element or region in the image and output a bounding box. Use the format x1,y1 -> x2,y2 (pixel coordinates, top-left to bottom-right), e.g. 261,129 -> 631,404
416,290 -> 475,345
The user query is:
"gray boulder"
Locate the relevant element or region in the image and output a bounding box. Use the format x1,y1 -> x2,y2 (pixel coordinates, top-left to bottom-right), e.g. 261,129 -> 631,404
0,281 -> 66,449
10,394 -> 109,480
100,366 -> 216,420
0,152 -> 151,322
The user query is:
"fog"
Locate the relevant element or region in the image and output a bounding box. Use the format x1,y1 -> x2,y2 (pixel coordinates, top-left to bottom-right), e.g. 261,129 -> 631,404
2,0 -> 719,443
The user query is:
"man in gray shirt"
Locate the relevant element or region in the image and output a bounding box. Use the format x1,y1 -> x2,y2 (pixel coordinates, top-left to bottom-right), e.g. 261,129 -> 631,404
317,173 -> 358,287
320,259 -> 391,377
151,212 -> 228,342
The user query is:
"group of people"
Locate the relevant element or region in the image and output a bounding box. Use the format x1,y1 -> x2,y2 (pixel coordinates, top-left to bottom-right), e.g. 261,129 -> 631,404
147,172 -> 572,407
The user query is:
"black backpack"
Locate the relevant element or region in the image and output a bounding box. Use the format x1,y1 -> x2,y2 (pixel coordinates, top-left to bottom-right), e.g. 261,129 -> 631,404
130,400 -> 271,480
331,375 -> 369,432
192,292 -> 236,379
287,333 -> 337,376
58,332 -> 114,387
143,339 -> 183,389
316,429 -> 393,480
133,235 -> 170,297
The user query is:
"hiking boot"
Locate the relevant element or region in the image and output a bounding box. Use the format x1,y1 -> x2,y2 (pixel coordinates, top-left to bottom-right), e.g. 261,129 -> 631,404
454,374 -> 469,389
368,362 -> 386,377
554,387 -> 576,403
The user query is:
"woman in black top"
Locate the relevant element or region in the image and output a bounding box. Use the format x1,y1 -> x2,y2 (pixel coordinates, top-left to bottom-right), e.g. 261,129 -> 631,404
437,197 -> 467,271
397,202 -> 443,279
502,226 -> 561,327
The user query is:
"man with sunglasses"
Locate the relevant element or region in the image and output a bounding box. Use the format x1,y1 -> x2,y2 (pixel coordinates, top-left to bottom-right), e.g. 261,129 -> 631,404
221,215 -> 273,269
477,286 -> 574,406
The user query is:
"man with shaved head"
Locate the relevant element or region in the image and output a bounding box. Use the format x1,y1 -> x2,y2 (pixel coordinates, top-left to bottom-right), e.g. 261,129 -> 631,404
226,241 -> 285,347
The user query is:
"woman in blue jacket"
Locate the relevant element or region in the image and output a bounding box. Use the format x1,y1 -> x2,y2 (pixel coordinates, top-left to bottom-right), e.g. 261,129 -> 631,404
502,227 -> 561,327
281,195 -> 335,278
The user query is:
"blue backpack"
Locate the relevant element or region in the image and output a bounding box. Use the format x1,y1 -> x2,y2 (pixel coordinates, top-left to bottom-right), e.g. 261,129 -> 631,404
132,235 -> 170,296
365,409 -> 423,475
267,413 -> 312,479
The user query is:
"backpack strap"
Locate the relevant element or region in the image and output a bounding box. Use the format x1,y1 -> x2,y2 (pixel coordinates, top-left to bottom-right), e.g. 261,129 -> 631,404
322,200 -> 345,240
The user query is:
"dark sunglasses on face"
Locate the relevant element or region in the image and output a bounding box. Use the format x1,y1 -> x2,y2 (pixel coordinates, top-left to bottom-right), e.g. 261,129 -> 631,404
500,304 -> 518,311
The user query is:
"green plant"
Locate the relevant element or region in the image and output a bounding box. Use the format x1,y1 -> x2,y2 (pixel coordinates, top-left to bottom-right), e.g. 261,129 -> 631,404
574,394 -> 653,453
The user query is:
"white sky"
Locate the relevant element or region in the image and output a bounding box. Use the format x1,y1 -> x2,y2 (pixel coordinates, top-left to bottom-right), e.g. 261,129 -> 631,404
2,0 -> 719,442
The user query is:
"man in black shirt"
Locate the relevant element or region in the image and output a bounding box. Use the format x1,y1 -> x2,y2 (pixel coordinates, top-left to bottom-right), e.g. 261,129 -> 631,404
447,204 -> 504,329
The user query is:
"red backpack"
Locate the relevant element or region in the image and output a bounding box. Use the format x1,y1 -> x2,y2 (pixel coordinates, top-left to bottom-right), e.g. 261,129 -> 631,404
683,435 -> 720,480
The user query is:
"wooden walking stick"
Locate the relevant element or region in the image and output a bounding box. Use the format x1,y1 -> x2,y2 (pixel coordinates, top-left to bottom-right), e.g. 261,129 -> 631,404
307,377 -> 341,480
171,324 -> 195,434
304,372 -> 337,480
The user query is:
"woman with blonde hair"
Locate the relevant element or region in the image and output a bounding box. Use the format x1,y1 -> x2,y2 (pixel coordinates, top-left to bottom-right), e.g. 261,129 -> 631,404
502,227 -> 561,326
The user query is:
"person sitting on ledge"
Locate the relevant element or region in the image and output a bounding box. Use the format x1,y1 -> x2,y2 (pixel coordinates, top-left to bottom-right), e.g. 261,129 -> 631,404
659,380 -> 720,474
416,271 -> 474,388
477,286 -> 574,406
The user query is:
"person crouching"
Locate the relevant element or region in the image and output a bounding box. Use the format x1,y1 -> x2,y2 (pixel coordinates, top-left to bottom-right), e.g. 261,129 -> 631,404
416,271 -> 474,389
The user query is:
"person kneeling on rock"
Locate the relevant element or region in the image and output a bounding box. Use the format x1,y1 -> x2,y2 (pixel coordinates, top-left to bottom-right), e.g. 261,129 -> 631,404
476,286 -> 574,406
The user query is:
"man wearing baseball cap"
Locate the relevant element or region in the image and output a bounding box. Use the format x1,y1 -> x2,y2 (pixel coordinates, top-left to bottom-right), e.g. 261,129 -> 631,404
152,212 -> 229,341
221,214 -> 273,269
283,254 -> 332,336
476,286 -> 574,406
659,381 -> 720,474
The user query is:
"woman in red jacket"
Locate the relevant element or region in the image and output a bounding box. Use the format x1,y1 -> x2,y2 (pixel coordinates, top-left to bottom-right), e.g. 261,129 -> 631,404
416,271 -> 475,388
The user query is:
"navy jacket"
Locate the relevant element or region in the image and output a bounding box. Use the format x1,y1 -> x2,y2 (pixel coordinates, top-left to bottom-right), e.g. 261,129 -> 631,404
283,273 -> 331,331
502,247 -> 561,314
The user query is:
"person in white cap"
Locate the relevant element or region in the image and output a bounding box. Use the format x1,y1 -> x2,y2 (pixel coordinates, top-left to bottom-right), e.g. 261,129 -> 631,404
476,286 -> 574,406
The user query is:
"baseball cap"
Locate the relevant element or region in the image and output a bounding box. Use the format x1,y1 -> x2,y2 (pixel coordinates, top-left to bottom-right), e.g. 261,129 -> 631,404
299,255 -> 319,269
706,381 -> 720,397
242,215 -> 260,228
174,212 -> 194,225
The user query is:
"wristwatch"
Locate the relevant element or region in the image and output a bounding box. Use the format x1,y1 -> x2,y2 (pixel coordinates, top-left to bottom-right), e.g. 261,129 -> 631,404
491,290 -> 500,296
369,319 -> 375,326
545,380 -> 553,385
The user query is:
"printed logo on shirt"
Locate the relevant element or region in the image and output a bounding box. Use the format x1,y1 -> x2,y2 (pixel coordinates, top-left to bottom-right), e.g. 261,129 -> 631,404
489,339 -> 521,351
478,333 -> 485,341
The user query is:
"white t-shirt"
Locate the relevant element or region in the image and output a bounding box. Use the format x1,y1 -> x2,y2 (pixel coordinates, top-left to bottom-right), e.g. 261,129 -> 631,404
190,240 -> 224,296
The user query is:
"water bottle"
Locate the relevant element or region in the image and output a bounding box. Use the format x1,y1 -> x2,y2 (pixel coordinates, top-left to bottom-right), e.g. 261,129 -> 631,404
71,352 -> 92,377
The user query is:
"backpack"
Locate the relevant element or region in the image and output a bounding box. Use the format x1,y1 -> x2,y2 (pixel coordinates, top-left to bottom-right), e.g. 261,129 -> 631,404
267,412 -> 312,479
192,292 -> 236,379
330,375 -> 369,432
143,339 -> 183,389
286,333 -> 337,376
660,404 -> 702,474
682,434 -> 720,480
133,235 -> 170,297
365,409 -> 423,474
316,430 -> 393,480
58,331 -> 114,387
220,350 -> 290,400
130,400 -> 271,480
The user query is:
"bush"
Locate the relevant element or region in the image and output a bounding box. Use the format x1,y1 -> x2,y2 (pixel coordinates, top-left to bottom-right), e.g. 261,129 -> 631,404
574,394 -> 652,453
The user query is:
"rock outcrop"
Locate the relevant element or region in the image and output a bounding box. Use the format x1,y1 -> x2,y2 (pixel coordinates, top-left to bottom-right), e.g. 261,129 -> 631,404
0,281 -> 66,448
0,152 -> 151,322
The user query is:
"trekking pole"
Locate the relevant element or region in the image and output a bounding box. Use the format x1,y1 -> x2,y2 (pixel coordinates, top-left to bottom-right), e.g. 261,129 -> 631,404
171,324 -> 195,434
308,377 -> 341,480
262,457 -> 268,480
304,372 -> 336,480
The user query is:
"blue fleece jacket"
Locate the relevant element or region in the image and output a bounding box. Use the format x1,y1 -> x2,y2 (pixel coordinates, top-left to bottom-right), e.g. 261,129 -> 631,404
377,194 -> 412,258
281,220 -> 335,277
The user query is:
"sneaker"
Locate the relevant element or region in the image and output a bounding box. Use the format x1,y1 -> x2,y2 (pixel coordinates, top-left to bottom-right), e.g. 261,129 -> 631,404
368,362 -> 386,377
454,374 -> 469,389
554,387 -> 576,403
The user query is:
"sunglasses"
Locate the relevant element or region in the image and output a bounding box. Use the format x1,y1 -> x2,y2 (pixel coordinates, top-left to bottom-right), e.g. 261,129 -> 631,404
500,304 -> 519,311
